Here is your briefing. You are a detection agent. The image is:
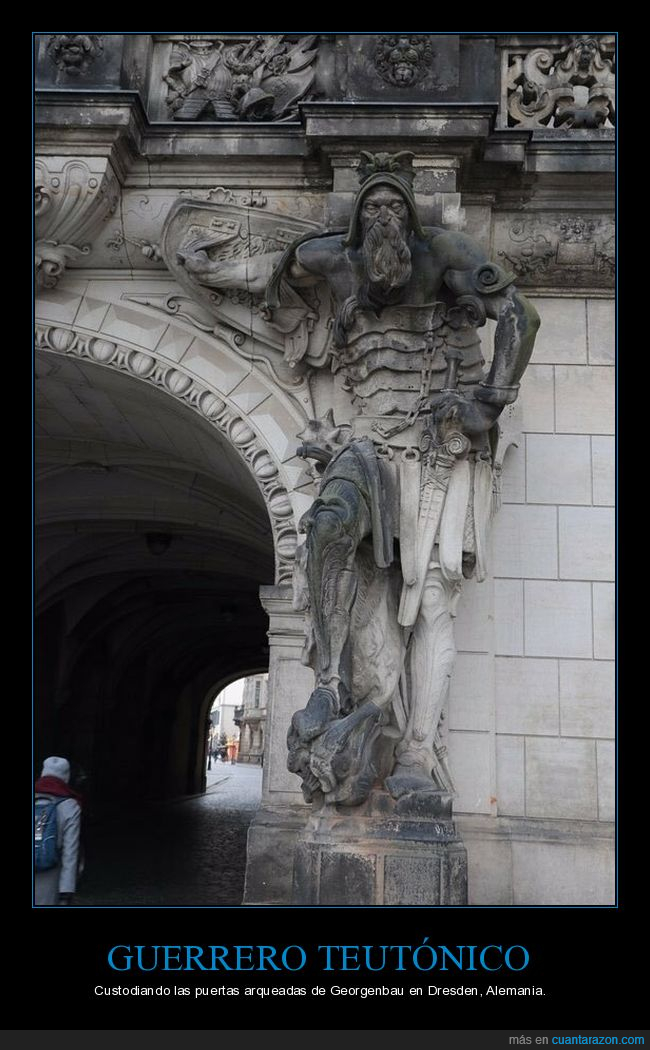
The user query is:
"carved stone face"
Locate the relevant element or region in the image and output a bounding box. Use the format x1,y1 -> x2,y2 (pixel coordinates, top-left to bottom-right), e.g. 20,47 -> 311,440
573,37 -> 598,72
360,186 -> 410,234
389,39 -> 420,85
60,36 -> 88,64
360,185 -> 412,301
48,34 -> 101,76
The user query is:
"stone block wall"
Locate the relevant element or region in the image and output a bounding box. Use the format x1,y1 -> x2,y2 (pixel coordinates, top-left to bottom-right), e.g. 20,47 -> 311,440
449,295 -> 614,903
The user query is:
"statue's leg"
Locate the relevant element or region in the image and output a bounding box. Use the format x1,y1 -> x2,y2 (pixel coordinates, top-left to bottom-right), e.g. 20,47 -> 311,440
290,479 -> 371,755
304,480 -> 371,698
388,564 -> 461,796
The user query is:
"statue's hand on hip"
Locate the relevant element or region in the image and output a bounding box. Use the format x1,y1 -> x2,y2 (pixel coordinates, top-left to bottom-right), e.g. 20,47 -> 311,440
431,391 -> 499,437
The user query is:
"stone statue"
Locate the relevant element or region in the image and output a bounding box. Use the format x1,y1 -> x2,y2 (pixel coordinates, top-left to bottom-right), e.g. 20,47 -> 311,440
176,151 -> 540,809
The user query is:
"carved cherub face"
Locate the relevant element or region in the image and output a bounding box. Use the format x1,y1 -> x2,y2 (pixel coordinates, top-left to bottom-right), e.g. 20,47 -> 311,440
389,39 -> 420,85
48,34 -> 102,75
55,36 -> 90,66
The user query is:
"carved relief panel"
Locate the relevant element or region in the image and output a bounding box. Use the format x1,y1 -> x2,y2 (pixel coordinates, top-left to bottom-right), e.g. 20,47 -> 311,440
147,34 -> 320,122
493,213 -> 615,290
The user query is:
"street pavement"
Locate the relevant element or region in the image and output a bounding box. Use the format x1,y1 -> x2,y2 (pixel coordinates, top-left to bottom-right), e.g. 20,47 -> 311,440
74,762 -> 263,907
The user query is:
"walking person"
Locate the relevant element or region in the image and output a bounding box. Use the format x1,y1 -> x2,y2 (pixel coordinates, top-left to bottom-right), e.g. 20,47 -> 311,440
34,756 -> 82,907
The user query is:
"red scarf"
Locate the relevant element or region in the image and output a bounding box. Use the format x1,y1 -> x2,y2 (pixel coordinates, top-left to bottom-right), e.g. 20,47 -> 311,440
35,775 -> 83,806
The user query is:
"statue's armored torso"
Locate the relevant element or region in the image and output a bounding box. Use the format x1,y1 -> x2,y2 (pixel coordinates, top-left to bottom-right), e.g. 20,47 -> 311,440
326,301 -> 490,462
333,302 -> 485,421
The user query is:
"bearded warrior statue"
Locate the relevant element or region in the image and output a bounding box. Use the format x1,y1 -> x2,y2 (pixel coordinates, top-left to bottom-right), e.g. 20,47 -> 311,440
174,152 -> 540,808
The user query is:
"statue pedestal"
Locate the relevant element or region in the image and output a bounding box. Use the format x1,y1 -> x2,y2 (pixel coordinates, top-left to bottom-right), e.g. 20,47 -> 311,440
292,789 -> 467,906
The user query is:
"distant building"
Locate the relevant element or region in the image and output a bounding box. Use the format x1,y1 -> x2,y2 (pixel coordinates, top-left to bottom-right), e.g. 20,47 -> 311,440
210,681 -> 243,754
235,674 -> 267,765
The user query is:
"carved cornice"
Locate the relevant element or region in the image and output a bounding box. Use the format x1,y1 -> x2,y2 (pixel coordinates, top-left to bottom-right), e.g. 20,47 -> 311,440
35,323 -> 298,584
34,157 -> 121,288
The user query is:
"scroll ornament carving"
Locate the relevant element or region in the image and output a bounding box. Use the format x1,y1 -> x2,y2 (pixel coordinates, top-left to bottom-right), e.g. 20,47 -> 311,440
162,35 -> 318,122
47,34 -> 104,76
506,35 -> 615,129
35,324 -> 298,584
497,215 -> 615,287
374,35 -> 434,87
35,158 -> 120,288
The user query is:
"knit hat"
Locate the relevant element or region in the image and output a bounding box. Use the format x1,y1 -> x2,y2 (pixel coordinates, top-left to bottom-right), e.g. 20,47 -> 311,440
343,151 -> 428,247
40,756 -> 70,783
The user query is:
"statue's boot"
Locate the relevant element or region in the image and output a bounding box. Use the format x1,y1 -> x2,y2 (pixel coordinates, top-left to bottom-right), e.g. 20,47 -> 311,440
385,758 -> 437,799
310,699 -> 382,796
291,686 -> 339,743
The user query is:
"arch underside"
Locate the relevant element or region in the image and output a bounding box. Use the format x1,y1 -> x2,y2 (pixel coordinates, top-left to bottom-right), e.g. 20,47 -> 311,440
34,297 -> 300,806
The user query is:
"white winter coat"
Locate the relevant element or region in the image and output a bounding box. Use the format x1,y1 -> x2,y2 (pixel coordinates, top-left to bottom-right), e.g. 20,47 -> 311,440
34,794 -> 81,906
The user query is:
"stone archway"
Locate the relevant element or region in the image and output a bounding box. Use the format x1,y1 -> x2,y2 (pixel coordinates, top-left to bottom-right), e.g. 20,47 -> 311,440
35,290 -> 312,811
35,286 -> 315,582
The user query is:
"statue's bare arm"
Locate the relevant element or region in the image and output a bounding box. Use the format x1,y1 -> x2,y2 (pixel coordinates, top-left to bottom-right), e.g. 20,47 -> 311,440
433,231 -> 540,434
177,238 -> 320,295
177,243 -> 283,294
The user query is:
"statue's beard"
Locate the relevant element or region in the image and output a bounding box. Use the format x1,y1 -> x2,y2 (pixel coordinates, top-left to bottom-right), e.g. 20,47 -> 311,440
361,217 -> 412,306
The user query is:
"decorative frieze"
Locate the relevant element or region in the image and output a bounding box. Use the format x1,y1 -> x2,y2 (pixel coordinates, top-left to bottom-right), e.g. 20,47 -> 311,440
494,214 -> 614,290
505,35 -> 615,129
161,35 -> 318,121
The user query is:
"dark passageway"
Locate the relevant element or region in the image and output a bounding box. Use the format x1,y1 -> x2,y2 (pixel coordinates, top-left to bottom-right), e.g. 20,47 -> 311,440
35,350 -> 274,816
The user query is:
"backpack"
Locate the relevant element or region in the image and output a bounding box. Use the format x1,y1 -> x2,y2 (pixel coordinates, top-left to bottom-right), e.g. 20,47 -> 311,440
34,796 -> 66,871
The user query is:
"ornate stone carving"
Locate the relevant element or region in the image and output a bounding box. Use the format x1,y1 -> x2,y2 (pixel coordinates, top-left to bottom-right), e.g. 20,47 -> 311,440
506,35 -> 615,129
106,232 -> 163,262
35,323 -> 298,585
162,35 -> 318,121
120,289 -> 315,412
161,198 -> 331,367
47,34 -> 104,77
496,214 -> 615,288
35,157 -> 120,288
35,242 -> 87,290
374,35 -> 433,87
164,152 -> 540,812
179,187 -> 268,209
